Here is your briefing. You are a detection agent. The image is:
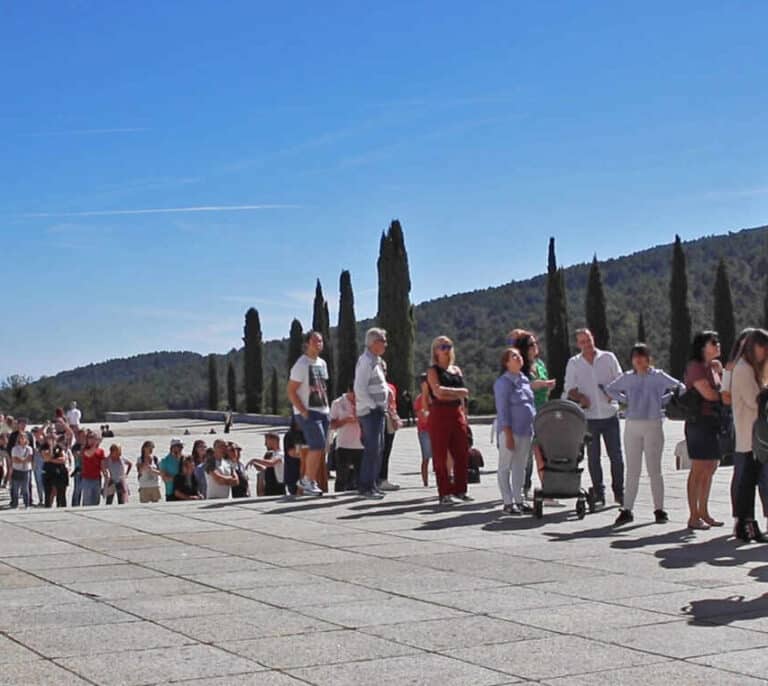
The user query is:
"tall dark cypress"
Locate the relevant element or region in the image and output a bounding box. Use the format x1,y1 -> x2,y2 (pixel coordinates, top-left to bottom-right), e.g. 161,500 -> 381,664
764,274 -> 768,330
287,319 -> 304,373
669,235 -> 693,379
377,220 -> 415,404
585,255 -> 610,350
713,257 -> 736,359
207,354 -> 219,411
336,270 -> 358,394
270,367 -> 279,415
637,312 -> 647,344
312,279 -> 334,399
226,360 -> 237,412
243,308 -> 263,412
545,238 -> 571,398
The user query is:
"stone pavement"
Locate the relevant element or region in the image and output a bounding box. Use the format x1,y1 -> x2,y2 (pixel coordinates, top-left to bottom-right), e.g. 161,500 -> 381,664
2,419 -> 768,685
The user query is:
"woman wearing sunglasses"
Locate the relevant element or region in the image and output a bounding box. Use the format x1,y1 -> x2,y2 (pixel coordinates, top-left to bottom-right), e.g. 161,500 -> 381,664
426,336 -> 473,505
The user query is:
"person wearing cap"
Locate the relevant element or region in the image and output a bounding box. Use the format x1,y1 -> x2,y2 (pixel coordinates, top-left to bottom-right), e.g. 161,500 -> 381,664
160,438 -> 185,502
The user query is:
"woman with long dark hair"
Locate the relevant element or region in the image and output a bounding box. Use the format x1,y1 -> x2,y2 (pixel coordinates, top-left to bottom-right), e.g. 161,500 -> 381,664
731,329 -> 768,541
684,331 -> 724,530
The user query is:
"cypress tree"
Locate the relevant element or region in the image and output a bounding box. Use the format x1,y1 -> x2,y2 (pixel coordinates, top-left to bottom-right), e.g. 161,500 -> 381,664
207,354 -> 219,411
669,235 -> 693,379
226,360 -> 237,412
312,279 -> 334,398
377,220 -> 415,404
764,274 -> 768,330
288,319 -> 304,372
545,238 -> 571,398
336,269 -> 359,393
585,254 -> 610,349
243,308 -> 263,413
713,257 -> 736,360
270,367 -> 279,415
637,312 -> 647,344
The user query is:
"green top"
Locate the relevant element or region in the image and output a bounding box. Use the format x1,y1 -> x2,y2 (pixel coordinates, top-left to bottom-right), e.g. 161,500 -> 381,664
530,358 -> 550,409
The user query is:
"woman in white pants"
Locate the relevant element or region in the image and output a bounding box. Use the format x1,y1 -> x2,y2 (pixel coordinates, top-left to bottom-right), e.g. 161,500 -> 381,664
606,344 -> 683,527
493,348 -> 536,515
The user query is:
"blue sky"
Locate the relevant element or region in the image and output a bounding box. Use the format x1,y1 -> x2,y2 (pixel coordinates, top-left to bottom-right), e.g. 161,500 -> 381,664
2,1 -> 767,379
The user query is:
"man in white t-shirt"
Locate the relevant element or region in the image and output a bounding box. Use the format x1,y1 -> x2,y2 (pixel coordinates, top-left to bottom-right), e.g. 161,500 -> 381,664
10,432 -> 33,508
564,328 -> 624,506
286,331 -> 329,496
330,388 -> 363,491
205,439 -> 239,499
65,402 -> 82,430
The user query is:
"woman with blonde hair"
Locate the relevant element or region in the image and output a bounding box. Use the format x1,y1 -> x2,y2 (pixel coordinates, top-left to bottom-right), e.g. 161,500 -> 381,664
427,336 -> 472,505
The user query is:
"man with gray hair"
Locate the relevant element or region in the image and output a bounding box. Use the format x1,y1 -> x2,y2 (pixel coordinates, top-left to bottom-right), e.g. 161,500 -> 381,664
354,328 -> 390,499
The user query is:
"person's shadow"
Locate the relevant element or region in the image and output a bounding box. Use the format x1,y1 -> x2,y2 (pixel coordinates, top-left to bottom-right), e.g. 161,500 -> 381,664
684,592 -> 768,625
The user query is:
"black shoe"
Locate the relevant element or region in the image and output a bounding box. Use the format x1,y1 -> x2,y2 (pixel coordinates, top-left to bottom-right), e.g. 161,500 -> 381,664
751,521 -> 768,543
654,509 -> 669,524
734,519 -> 752,542
506,503 -> 522,516
521,504 -> 534,515
613,509 -> 634,527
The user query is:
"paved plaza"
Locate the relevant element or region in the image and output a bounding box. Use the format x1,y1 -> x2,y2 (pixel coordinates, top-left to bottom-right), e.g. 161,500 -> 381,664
2,418 -> 768,685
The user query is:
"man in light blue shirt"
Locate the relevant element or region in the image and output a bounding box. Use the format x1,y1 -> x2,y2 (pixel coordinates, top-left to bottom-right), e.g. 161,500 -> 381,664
564,329 -> 624,506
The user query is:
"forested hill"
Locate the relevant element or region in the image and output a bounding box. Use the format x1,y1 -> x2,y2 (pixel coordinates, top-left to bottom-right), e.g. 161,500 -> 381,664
6,224 -> 767,418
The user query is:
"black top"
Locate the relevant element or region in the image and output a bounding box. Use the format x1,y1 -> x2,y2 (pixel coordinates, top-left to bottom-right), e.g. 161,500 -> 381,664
231,462 -> 249,498
173,472 -> 201,498
429,364 -> 465,406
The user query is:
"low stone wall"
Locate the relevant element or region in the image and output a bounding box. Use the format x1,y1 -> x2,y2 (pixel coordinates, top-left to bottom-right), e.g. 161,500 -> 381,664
104,410 -> 290,427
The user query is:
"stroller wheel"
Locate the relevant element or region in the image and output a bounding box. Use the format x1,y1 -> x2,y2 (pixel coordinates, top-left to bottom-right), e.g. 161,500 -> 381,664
533,492 -> 544,519
587,489 -> 597,514
576,497 -> 586,520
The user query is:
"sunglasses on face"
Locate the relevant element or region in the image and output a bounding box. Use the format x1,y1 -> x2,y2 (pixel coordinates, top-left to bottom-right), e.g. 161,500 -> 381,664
438,344 -> 453,351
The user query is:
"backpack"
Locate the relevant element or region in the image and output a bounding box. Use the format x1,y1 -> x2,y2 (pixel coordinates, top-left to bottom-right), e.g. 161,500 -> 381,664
753,390 -> 768,465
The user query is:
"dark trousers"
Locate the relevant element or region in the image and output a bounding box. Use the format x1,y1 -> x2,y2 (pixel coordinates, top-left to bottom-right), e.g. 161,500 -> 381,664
44,474 -> 67,508
106,481 -> 127,505
335,448 -> 362,491
587,416 -> 624,500
429,404 -> 469,497
379,431 -> 395,482
284,455 -> 301,495
735,452 -> 766,520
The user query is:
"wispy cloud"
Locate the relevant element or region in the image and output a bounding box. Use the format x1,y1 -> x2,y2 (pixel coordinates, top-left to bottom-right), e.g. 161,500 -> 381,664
703,186 -> 768,199
20,127 -> 148,137
22,204 -> 300,218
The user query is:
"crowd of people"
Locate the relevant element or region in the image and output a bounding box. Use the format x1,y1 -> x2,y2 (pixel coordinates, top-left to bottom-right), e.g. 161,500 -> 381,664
3,325 -> 768,547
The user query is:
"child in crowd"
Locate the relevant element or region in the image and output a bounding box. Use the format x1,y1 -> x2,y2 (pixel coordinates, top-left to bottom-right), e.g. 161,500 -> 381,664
10,431 -> 34,508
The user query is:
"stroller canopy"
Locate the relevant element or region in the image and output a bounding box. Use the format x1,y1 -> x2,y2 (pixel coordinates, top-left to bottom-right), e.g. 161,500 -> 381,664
534,399 -> 588,466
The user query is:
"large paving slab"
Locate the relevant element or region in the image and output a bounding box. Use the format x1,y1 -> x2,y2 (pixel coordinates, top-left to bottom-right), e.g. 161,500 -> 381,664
0,418 -> 765,684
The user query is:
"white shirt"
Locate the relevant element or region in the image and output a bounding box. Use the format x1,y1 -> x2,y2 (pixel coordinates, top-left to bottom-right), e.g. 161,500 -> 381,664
563,349 -> 623,420
353,350 -> 388,416
263,450 -> 285,483
65,408 -> 82,426
330,395 -> 363,450
206,458 -> 233,499
289,355 -> 330,415
11,445 -> 33,472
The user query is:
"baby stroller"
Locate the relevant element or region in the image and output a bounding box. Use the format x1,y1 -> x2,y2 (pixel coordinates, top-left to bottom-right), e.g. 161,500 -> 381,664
532,399 -> 595,519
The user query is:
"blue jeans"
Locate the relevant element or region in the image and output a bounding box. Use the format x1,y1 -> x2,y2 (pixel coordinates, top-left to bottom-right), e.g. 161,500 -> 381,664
587,416 -> 624,500
81,478 -> 102,506
10,471 -> 31,508
33,460 -> 45,505
358,409 -> 385,492
71,473 -> 82,506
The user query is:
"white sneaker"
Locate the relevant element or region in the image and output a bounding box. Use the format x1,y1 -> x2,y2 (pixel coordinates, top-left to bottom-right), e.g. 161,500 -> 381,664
378,480 -> 400,491
299,478 -> 323,496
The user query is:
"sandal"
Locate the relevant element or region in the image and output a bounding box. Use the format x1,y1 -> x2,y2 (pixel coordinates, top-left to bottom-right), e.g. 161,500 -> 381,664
703,517 -> 724,527
688,519 -> 710,530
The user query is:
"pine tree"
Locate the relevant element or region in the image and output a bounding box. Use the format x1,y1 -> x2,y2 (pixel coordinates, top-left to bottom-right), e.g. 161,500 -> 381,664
312,279 -> 334,399
669,235 -> 693,379
226,360 -> 237,412
270,367 -> 279,415
585,254 -> 610,349
243,308 -> 263,412
637,312 -> 647,344
713,257 -> 736,359
545,238 -> 571,398
288,319 -> 304,372
336,270 -> 359,393
377,220 -> 415,405
207,354 -> 219,411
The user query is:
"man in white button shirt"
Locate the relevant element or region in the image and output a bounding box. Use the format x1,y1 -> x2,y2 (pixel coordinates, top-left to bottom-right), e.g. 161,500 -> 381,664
564,328 -> 624,507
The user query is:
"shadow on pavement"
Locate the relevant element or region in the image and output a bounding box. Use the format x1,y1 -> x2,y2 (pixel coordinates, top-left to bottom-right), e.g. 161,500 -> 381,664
683,592 -> 768,626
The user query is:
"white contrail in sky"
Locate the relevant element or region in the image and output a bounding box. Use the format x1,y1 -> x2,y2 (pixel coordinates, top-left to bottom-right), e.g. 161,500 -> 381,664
21,128 -> 148,136
23,204 -> 300,218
